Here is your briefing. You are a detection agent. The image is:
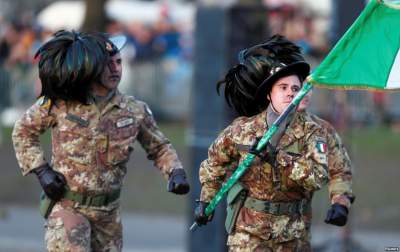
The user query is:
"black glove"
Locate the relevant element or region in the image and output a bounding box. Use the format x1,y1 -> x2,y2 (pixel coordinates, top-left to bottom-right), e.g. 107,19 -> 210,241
325,203 -> 349,226
194,201 -> 214,226
33,164 -> 66,201
167,169 -> 190,195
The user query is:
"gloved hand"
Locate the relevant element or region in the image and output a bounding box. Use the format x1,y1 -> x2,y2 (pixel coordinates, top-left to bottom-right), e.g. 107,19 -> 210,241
324,203 -> 348,226
194,201 -> 214,226
167,169 -> 190,195
32,164 -> 66,201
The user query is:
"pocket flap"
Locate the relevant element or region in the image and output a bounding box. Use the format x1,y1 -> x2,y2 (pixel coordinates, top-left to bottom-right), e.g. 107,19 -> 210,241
227,182 -> 246,205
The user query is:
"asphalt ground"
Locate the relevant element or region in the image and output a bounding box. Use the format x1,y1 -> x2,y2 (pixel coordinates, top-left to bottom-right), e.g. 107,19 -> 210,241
0,206 -> 399,252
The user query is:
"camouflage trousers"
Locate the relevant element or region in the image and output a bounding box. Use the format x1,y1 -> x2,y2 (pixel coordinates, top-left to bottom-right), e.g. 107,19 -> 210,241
227,231 -> 312,252
44,200 -> 122,252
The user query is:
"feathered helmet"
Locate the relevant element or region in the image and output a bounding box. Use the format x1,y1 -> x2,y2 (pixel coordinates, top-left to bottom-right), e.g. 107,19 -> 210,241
217,34 -> 310,117
35,30 -> 126,103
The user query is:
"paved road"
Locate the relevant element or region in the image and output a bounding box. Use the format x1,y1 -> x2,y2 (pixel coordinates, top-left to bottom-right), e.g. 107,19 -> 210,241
0,206 -> 399,252
0,206 -> 186,252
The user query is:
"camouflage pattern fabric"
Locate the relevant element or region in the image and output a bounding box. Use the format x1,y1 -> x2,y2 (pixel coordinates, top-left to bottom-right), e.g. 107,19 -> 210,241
12,90 -> 184,250
45,199 -> 122,252
12,90 -> 183,193
199,110 -> 329,243
227,231 -> 311,252
308,112 -> 354,209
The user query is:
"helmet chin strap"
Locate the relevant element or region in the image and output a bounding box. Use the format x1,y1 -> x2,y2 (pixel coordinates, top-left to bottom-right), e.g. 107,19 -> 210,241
267,94 -> 280,114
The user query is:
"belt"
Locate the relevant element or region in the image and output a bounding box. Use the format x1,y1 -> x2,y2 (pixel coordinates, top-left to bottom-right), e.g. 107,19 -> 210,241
64,189 -> 121,207
244,197 -> 310,215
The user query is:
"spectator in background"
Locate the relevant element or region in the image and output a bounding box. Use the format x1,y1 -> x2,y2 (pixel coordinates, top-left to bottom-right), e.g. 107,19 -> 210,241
0,20 -> 23,110
126,22 -> 158,62
153,17 -> 182,58
0,20 -> 23,67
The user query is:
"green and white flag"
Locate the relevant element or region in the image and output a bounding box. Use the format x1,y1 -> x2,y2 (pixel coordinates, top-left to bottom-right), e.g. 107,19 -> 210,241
308,0 -> 400,90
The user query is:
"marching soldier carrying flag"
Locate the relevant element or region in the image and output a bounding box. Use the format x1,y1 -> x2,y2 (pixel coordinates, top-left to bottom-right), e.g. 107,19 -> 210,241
193,35 -> 354,251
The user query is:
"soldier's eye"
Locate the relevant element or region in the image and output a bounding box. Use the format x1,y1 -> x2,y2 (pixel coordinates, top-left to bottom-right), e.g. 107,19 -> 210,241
292,86 -> 300,92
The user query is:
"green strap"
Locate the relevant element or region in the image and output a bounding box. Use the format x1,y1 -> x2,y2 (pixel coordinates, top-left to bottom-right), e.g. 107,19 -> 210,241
244,197 -> 310,215
64,189 -> 121,207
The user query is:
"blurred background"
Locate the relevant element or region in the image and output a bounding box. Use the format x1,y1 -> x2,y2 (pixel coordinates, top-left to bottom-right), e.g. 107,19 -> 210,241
0,0 -> 399,251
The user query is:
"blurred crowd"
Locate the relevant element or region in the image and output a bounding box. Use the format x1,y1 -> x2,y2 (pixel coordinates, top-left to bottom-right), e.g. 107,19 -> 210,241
0,8 -> 193,69
0,10 -> 194,120
0,1 -> 396,126
266,2 -> 331,58
0,1 -> 327,110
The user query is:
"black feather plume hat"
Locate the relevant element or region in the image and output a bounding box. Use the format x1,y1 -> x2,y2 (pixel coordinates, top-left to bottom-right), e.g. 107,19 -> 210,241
253,36 -> 310,103
35,30 -> 117,103
217,34 -> 310,117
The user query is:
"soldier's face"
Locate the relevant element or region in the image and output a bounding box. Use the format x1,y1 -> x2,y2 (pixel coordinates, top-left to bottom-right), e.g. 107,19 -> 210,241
100,53 -> 122,91
268,75 -> 301,114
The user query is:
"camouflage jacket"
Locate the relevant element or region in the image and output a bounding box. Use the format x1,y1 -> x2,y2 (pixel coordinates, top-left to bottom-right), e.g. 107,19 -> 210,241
199,110 -> 330,242
308,112 -> 354,209
12,90 -> 183,195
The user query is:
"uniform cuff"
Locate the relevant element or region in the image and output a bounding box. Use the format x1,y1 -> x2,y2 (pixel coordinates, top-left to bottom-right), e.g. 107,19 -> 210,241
331,195 -> 352,210
21,160 -> 48,176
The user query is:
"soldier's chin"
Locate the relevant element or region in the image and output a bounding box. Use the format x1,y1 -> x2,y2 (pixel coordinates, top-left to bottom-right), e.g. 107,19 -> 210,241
108,78 -> 120,88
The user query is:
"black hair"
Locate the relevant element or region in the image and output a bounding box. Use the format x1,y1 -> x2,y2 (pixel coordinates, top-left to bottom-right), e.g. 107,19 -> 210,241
35,30 -> 118,103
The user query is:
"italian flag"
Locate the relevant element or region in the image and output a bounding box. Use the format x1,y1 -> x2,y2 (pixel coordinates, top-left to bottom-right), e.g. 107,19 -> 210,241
308,0 -> 400,90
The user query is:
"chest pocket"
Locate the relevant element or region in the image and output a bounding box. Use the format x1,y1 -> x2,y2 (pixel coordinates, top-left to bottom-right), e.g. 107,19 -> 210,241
56,114 -> 93,165
107,117 -> 138,165
279,140 -> 303,191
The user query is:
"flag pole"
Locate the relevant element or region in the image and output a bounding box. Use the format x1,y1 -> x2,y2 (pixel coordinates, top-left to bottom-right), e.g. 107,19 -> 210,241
190,82 -> 313,231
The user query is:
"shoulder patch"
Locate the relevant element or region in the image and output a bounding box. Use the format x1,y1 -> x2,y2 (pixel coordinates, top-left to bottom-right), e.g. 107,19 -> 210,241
316,139 -> 327,153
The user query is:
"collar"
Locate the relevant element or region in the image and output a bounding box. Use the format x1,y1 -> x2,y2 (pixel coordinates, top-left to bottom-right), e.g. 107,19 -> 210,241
108,89 -> 124,108
278,112 -> 306,149
89,89 -> 125,115
253,109 -> 268,133
89,89 -> 123,107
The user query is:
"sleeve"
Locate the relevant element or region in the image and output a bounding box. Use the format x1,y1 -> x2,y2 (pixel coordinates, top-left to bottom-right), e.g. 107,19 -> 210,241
137,102 -> 183,179
199,124 -> 239,202
326,129 -> 354,209
12,98 -> 56,175
277,123 -> 330,191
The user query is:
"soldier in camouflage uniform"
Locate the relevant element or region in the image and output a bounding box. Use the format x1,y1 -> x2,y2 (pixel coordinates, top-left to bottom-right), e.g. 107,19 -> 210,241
193,35 -> 353,251
12,30 -> 189,252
